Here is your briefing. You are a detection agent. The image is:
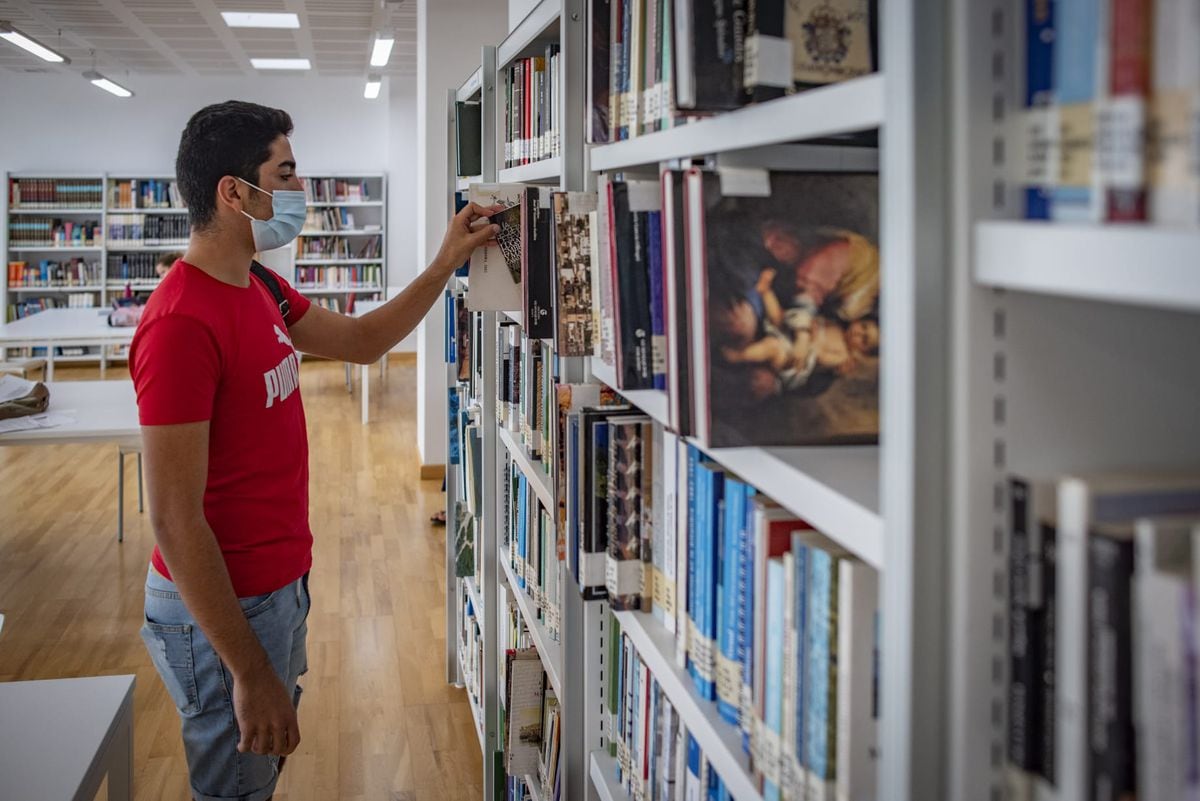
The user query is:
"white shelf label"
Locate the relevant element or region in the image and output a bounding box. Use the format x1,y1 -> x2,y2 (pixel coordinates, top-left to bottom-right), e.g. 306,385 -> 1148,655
1014,105 -> 1061,187
1097,96 -> 1147,189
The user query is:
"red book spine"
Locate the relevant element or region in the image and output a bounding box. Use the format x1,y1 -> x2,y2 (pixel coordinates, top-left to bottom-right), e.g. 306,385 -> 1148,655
1106,0 -> 1151,221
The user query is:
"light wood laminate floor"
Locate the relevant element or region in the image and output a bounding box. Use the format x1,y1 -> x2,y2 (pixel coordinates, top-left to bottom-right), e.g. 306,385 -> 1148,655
0,358 -> 480,801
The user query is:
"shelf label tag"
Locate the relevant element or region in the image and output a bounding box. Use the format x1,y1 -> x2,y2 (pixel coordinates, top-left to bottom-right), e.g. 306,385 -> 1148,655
718,167 -> 772,197
1014,105 -> 1060,187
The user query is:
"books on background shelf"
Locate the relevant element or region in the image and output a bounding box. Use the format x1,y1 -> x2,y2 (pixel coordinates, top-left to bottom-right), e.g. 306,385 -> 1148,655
106,252 -> 164,283
459,580 -> 484,716
8,258 -> 102,288
1018,0 -> 1200,225
296,234 -> 382,260
302,177 -> 373,203
1006,472 -> 1200,801
504,44 -> 563,169
108,178 -> 184,210
588,0 -> 879,142
8,178 -> 103,209
106,214 -> 189,247
467,183 -> 526,312
5,293 -> 98,322
294,265 -> 383,289
7,218 -> 102,248
311,296 -> 350,313
457,101 -> 483,178
302,207 -> 373,232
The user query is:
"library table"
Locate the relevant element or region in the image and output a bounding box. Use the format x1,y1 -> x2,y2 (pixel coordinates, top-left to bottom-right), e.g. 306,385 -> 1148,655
0,308 -> 135,380
0,674 -> 136,801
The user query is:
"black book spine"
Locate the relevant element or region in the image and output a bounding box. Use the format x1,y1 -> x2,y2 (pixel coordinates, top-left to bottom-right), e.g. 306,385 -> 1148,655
1087,531 -> 1136,801
1038,520 -> 1057,785
610,182 -> 654,389
588,0 -> 612,143
691,0 -> 745,110
668,172 -> 692,435
1008,477 -> 1043,773
528,195 -> 556,340
745,0 -> 787,103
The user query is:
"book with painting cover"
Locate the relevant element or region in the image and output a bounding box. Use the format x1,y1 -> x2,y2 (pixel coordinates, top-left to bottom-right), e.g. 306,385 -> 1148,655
467,183 -> 524,312
551,191 -> 599,357
787,0 -> 878,88
686,168 -> 880,448
522,186 -> 555,339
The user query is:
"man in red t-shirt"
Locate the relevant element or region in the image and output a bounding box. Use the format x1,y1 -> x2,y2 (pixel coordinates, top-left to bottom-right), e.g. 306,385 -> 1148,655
132,100 -> 497,801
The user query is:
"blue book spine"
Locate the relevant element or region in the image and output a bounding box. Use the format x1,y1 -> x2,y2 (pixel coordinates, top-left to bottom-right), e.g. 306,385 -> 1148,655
706,470 -> 725,701
1024,0 -> 1055,219
647,210 -> 666,390
739,486 -> 756,753
793,541 -> 810,777
805,548 -> 836,785
517,476 -> 529,590
686,445 -> 699,680
686,734 -> 702,798
717,477 -> 744,724
691,461 -> 711,698
1051,0 -> 1101,221
764,558 -> 786,801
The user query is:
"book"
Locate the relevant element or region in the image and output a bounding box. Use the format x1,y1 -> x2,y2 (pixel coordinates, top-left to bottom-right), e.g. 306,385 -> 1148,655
744,0 -> 791,104
717,475 -> 750,726
521,186 -> 555,339
596,174 -> 618,365
662,169 -> 694,436
805,545 -> 840,801
647,210 -> 667,390
1021,0 -> 1056,219
551,191 -> 599,357
1100,0 -> 1152,221
787,0 -> 877,88
589,0 -> 613,144
467,183 -> 524,312
606,414 -> 651,610
686,168 -> 881,448
836,558 -> 879,801
608,178 -> 660,390
673,0 -> 746,110
456,101 -> 482,177
763,556 -> 788,801
504,648 -> 545,776
1147,0 -> 1200,225
690,459 -> 726,701
1051,0 -> 1105,222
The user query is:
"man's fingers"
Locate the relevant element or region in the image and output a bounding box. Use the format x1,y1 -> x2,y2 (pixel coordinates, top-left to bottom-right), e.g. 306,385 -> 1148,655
282,722 -> 301,755
237,725 -> 255,754
471,224 -> 500,248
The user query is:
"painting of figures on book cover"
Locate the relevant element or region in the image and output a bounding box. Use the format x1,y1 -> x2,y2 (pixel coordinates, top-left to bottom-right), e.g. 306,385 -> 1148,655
702,171 -> 880,447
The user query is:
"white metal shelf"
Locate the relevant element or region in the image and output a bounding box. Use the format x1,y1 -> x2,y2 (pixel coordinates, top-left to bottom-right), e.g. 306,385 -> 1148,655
497,425 -> 555,511
296,287 -> 382,295
294,258 -> 382,265
8,207 -> 103,215
525,775 -> 545,801
105,242 -> 188,251
306,200 -> 382,208
613,609 -> 764,801
8,245 -> 102,252
464,576 -> 485,618
588,751 -> 627,801
106,207 -> 188,214
500,557 -> 564,701
106,282 -> 159,290
975,221 -> 1200,313
460,651 -> 485,751
457,67 -> 483,102
498,158 -> 562,185
298,229 -> 381,236
497,0 -> 561,67
8,286 -> 103,292
590,73 -> 884,171
589,359 -> 669,427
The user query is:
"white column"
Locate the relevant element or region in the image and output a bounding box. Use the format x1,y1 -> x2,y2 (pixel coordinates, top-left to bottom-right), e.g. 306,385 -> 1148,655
415,0 -> 507,467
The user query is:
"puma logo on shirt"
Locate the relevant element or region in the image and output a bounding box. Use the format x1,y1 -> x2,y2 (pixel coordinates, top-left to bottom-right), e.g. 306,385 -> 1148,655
264,327 -> 300,408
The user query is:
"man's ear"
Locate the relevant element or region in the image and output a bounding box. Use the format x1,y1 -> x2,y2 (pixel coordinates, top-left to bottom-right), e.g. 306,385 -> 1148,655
216,175 -> 246,215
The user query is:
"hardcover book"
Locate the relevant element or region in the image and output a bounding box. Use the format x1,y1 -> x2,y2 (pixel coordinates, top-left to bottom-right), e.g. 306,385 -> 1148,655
606,414 -> 651,610
467,183 -> 524,312
687,169 -> 881,448
787,0 -> 877,87
522,186 -> 555,339
551,191 -> 599,357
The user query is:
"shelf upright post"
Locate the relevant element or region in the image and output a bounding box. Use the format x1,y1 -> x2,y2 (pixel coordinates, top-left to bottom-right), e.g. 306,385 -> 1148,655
445,87 -> 465,689
879,0 -> 952,798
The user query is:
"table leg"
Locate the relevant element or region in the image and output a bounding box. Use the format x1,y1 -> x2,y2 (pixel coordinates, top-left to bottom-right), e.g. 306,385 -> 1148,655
344,361 -> 352,393
106,698 -> 134,800
100,348 -> 108,379
46,342 -> 55,381
361,362 -> 369,424
117,452 -> 125,543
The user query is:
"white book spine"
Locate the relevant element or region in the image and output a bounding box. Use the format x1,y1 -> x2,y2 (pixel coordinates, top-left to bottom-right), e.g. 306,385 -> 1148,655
1055,477 -> 1089,801
835,559 -> 879,801
662,428 -> 680,634
674,434 -> 690,668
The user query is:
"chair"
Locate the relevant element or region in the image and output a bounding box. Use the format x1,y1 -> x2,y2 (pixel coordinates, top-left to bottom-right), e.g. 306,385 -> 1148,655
117,442 -> 143,543
0,359 -> 47,381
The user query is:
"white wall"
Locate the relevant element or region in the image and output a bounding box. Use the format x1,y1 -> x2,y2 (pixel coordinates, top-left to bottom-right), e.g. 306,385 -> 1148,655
509,0 -> 540,30
415,0 -> 508,466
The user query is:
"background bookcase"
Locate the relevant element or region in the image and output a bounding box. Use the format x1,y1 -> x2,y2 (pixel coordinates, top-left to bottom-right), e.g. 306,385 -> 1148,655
441,0 -> 941,799
4,170 -> 388,356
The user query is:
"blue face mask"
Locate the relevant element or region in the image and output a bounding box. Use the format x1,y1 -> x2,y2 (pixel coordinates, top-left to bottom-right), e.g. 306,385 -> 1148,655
239,178 -> 307,252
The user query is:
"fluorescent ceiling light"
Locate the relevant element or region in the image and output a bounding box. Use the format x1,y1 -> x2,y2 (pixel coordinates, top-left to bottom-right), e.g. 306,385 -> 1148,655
0,20 -> 70,64
364,77 -> 381,99
84,70 -> 133,98
369,35 -> 394,67
221,12 -> 300,29
250,57 -> 311,70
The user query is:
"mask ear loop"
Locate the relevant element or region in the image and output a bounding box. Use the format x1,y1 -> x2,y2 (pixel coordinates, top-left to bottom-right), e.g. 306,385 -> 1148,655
236,177 -> 270,221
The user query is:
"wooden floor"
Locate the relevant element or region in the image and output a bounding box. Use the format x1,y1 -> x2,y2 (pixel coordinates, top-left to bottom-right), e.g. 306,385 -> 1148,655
0,358 -> 481,801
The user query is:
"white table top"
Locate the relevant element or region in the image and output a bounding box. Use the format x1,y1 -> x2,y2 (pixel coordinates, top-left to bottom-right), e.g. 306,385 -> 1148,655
0,308 -> 135,344
0,380 -> 139,446
0,675 -> 135,801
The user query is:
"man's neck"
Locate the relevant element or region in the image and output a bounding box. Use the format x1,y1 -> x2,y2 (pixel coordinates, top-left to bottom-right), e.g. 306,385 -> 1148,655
183,231 -> 256,288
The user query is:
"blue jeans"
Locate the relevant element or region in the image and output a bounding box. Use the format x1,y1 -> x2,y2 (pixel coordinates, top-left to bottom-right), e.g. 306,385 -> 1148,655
141,567 -> 310,801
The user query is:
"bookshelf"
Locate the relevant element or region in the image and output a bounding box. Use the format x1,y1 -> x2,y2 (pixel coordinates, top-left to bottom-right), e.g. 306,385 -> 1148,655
293,173 -> 387,312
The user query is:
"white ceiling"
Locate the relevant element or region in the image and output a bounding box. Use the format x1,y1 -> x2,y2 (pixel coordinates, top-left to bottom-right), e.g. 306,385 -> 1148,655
0,0 -> 417,78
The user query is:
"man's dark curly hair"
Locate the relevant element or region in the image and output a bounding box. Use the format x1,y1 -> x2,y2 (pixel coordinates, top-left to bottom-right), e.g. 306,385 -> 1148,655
175,100 -> 293,230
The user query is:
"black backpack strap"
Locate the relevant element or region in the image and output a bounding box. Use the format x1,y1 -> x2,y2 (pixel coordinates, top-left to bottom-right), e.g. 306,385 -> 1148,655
249,260 -> 291,323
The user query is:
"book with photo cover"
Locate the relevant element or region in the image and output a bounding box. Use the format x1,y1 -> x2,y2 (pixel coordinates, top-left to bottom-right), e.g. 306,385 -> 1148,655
467,183 -> 524,311
686,168 -> 880,447
551,191 -> 599,357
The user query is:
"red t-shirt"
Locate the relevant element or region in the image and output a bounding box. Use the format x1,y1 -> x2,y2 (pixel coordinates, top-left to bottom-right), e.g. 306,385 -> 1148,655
130,260 -> 313,597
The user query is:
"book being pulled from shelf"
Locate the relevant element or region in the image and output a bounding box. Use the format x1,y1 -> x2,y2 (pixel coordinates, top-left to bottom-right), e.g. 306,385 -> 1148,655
503,44 -> 563,169
7,217 -> 102,248
467,183 -> 525,312
1016,0 -> 1200,225
1006,471 -> 1200,801
7,258 -> 102,288
8,177 -> 103,209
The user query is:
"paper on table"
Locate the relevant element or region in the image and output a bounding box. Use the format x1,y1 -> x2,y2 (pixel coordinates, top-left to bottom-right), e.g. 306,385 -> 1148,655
0,412 -> 75,435
0,375 -> 37,403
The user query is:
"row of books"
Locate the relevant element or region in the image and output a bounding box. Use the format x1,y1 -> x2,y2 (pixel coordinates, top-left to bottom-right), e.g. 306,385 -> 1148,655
503,45 -> 563,169
311,296 -> 351,313
456,101 -> 483,178
468,167 -> 881,449
7,259 -> 103,288
293,265 -> 383,289
588,0 -> 878,144
1006,471 -> 1200,801
107,253 -> 163,282
301,177 -> 374,203
296,235 -> 382,259
1019,0 -> 1200,225
301,207 -> 376,232
458,577 -> 484,723
5,294 -> 98,320
503,446 -> 563,644
109,179 -> 184,210
106,214 -> 189,246
8,178 -> 103,209
501,604 -> 562,801
7,218 -> 103,248
499,322 -> 555,465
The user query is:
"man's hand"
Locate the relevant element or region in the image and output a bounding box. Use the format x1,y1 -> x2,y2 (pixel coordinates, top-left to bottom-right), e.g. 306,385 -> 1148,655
432,201 -> 502,274
234,664 -> 301,756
